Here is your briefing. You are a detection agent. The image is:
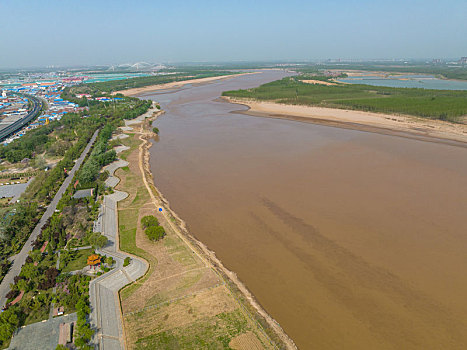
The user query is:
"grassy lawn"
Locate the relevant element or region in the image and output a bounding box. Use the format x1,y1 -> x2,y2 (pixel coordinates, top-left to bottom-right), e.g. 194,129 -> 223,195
60,248 -> 93,273
117,136 -> 158,300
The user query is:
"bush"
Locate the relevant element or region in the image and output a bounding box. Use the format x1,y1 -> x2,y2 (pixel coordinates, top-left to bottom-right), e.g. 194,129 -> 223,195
152,127 -> 159,135
145,226 -> 165,241
123,257 -> 131,267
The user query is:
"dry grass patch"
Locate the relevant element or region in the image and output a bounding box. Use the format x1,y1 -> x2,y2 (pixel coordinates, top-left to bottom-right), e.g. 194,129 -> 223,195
124,286 -> 271,350
230,331 -> 266,350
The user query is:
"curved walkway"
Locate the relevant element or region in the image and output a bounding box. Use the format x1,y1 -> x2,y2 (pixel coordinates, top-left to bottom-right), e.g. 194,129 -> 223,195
89,144 -> 148,350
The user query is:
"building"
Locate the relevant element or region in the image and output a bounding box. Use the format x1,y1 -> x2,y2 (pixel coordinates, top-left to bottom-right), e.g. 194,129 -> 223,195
58,322 -> 74,345
87,254 -> 101,269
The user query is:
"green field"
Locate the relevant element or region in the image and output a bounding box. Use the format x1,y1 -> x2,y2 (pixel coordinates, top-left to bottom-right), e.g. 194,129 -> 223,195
223,77 -> 467,122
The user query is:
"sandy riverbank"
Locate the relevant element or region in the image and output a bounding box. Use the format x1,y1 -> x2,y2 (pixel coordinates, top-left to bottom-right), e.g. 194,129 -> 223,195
116,73 -> 257,97
301,79 -> 337,86
223,97 -> 467,145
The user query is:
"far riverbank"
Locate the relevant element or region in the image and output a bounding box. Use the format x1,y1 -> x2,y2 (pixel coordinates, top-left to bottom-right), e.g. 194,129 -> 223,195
223,97 -> 467,146
116,72 -> 258,97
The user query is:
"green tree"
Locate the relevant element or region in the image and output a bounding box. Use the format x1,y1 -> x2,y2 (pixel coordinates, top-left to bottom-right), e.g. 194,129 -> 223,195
29,249 -> 42,263
145,226 -> 165,241
0,307 -> 19,346
21,263 -> 39,280
141,215 -> 159,229
16,278 -> 28,292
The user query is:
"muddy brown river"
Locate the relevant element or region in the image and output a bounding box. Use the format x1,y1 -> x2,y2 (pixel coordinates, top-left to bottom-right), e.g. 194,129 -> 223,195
142,71 -> 467,349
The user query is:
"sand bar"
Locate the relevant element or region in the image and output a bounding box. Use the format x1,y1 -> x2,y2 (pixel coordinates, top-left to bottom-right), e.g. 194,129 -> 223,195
116,73 -> 256,96
224,97 -> 467,145
301,79 -> 337,86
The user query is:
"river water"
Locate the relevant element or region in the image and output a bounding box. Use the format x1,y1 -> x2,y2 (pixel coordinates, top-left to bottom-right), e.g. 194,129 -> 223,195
338,74 -> 467,90
142,71 -> 467,349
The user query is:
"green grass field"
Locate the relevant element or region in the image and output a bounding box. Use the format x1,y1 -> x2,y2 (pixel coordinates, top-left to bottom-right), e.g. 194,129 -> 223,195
223,77 -> 467,122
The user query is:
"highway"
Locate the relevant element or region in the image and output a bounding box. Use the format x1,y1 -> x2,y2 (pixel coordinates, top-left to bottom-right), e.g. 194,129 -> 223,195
0,129 -> 99,308
0,92 -> 43,141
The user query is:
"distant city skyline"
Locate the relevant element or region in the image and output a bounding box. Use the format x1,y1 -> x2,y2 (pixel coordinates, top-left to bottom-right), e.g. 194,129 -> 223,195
1,0 -> 466,68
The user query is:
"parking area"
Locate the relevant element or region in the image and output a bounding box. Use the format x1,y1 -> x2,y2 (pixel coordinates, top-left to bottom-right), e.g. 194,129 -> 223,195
8,313 -> 77,350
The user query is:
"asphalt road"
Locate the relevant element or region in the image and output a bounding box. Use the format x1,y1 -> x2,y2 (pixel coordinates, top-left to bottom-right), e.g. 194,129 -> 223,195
0,129 -> 99,308
0,93 -> 42,141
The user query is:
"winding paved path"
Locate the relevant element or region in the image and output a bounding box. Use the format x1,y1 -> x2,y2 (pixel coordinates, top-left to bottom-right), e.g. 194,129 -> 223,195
89,143 -> 148,350
0,130 -> 99,308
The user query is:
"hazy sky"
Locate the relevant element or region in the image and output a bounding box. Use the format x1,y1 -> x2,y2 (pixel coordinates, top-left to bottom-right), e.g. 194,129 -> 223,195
1,0 -> 466,68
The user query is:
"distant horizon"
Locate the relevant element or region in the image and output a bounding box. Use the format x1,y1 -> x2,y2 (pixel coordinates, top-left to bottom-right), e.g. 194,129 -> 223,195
1,57 -> 466,71
1,0 -> 466,68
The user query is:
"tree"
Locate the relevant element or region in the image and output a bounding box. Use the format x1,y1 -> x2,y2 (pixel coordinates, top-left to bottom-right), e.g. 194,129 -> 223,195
152,127 -> 159,135
0,307 -> 19,346
123,257 -> 131,267
141,215 -> 159,229
88,232 -> 108,248
21,263 -> 39,280
145,226 -> 165,241
29,249 -> 42,263
16,278 -> 28,292
105,256 -> 114,266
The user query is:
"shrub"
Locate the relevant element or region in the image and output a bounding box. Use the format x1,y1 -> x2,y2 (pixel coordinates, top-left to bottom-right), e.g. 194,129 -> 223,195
152,127 -> 159,135
123,257 -> 131,267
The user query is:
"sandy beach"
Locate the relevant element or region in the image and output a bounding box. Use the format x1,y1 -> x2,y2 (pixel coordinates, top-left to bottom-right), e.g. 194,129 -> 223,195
223,97 -> 467,145
116,73 -> 256,96
301,79 -> 337,86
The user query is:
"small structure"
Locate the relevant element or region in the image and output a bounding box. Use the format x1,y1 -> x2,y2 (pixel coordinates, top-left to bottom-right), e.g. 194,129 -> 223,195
73,188 -> 94,199
40,241 -> 49,253
87,254 -> 101,270
53,306 -> 65,316
9,290 -> 24,306
58,322 -> 74,345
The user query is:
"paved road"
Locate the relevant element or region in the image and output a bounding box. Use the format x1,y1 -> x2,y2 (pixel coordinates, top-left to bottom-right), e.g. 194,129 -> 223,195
89,148 -> 148,349
0,93 -> 42,141
0,130 -> 99,308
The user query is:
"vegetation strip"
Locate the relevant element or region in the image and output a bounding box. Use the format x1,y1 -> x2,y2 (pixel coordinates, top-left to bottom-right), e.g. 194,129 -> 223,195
223,76 -> 467,122
0,81 -> 154,349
